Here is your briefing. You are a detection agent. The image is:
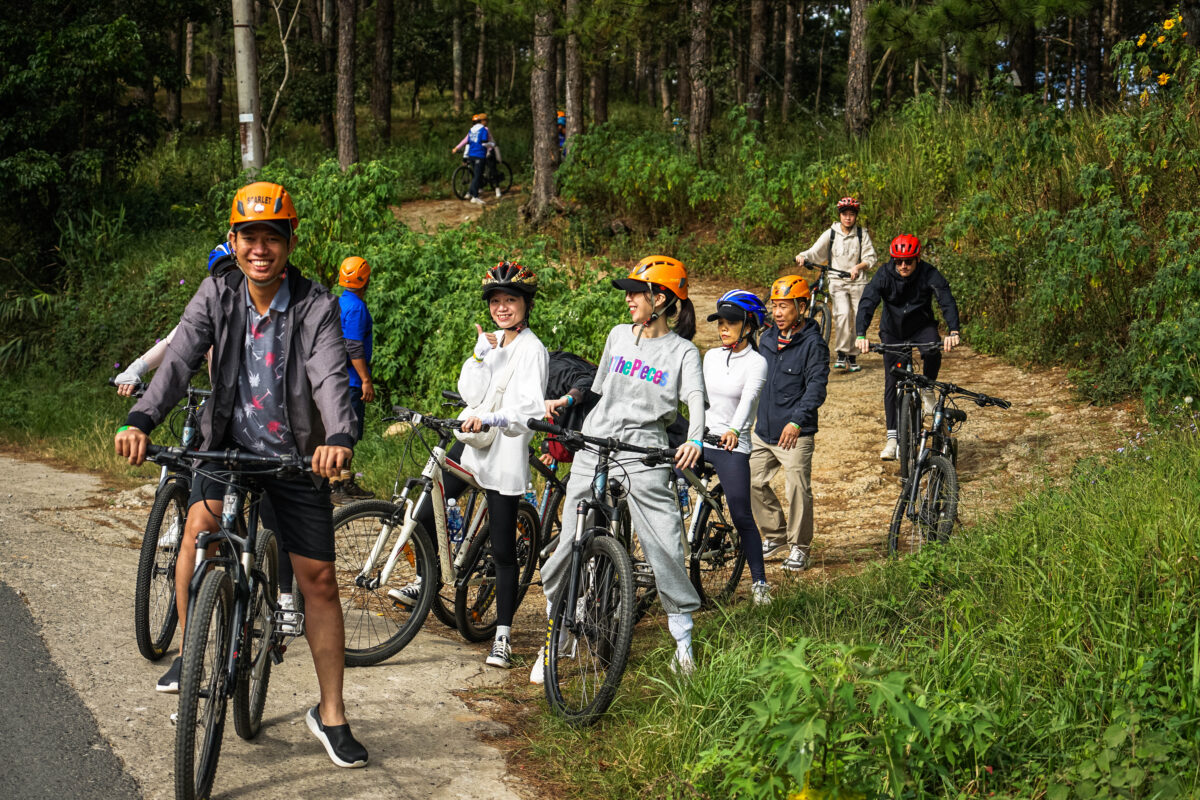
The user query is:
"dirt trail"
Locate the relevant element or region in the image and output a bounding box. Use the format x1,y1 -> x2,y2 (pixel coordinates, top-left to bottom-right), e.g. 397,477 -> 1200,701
390,191 -> 523,232
0,457 -> 525,800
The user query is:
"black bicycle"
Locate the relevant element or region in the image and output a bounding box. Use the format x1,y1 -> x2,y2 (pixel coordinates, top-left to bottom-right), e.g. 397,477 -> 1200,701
887,369 -> 1009,556
112,380 -> 214,662
451,154 -> 513,200
528,418 -> 675,726
803,262 -> 852,346
868,341 -> 942,481
143,445 -> 308,800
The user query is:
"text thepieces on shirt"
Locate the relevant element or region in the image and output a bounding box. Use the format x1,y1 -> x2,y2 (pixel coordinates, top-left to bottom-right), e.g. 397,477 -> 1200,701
608,354 -> 669,386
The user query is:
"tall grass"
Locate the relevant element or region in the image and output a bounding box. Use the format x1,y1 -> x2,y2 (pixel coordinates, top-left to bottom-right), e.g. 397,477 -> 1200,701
523,426 -> 1200,799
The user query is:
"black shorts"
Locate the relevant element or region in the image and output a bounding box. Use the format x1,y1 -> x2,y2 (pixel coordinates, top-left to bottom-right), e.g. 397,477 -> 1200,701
187,472 -> 335,562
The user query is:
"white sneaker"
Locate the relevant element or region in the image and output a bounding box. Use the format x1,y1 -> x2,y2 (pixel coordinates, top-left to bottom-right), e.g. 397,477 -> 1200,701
387,577 -> 422,608
751,581 -> 772,606
469,196 -> 486,206
485,636 -> 513,669
494,186 -> 503,198
782,546 -> 808,572
880,439 -> 899,460
529,646 -> 545,684
921,389 -> 936,415
761,541 -> 787,560
670,642 -> 695,676
277,593 -> 303,636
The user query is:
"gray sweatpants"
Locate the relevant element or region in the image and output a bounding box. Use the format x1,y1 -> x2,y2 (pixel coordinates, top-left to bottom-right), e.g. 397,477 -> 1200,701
541,458 -> 701,615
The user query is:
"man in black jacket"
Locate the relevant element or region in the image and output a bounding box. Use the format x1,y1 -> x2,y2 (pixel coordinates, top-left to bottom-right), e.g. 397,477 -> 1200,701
855,234 -> 960,460
749,275 -> 830,572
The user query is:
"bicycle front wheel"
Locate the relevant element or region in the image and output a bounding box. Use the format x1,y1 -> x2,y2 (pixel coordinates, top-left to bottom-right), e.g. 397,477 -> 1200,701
334,500 -> 437,666
454,501 -> 539,642
544,534 -> 636,726
887,454 -> 959,557
134,479 -> 187,660
451,164 -> 473,200
233,528 -> 279,740
493,161 -> 514,194
688,485 -> 745,607
897,390 -> 921,482
175,569 -> 233,800
811,302 -> 832,346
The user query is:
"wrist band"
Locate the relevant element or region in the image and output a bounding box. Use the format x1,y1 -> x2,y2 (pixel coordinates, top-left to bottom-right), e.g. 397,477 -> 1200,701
471,352 -> 484,362
788,422 -> 801,431
562,394 -> 575,407
856,336 -> 866,340
117,425 -> 131,433
727,428 -> 739,437
689,438 -> 703,449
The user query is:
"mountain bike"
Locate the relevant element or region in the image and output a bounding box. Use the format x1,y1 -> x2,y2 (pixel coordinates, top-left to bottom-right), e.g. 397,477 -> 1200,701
868,341 -> 942,481
802,262 -> 851,347
528,418 -> 675,726
451,154 -> 514,200
678,432 -> 745,608
142,445 -> 306,800
112,379 -> 213,662
887,368 -> 1009,556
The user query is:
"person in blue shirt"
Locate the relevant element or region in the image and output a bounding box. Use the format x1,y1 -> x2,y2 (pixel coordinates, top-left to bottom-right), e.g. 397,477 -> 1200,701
332,256 -> 375,504
451,112 -> 495,205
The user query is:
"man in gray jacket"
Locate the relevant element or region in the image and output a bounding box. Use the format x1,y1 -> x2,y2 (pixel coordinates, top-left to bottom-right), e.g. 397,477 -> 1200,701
114,182 -> 368,769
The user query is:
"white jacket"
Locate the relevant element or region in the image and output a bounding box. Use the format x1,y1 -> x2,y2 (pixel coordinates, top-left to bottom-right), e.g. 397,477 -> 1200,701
797,224 -> 878,285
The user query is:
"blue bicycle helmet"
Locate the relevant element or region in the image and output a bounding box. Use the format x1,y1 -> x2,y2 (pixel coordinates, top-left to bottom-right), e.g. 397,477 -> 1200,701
208,242 -> 236,275
706,290 -> 766,328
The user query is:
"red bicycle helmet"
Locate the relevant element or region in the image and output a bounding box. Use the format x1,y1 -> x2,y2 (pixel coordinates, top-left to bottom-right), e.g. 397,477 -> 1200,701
889,234 -> 921,260
836,196 -> 860,212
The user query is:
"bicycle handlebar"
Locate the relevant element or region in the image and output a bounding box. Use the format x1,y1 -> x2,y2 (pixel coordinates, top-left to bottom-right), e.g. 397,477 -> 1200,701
803,262 -> 853,280
868,341 -> 943,354
441,389 -> 467,408
109,376 -> 146,396
145,444 -> 313,470
888,369 -> 1011,409
527,418 -> 675,463
389,405 -> 490,432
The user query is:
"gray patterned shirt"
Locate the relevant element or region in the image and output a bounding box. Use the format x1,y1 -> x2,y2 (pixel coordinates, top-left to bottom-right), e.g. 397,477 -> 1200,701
232,277 -> 295,456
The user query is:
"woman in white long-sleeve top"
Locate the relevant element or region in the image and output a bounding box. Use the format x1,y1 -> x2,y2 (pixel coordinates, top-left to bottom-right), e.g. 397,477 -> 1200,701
456,261 -> 549,668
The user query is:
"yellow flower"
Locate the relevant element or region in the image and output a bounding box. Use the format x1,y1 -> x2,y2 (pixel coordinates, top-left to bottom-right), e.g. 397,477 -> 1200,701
1158,72 -> 1171,85
1161,158 -> 1169,169
1138,33 -> 1147,46
1157,35 -> 1166,44
1164,19 -> 1175,30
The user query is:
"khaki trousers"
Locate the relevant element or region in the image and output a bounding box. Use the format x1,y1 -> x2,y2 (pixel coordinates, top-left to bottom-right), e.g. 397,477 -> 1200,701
829,279 -> 866,357
749,431 -> 815,554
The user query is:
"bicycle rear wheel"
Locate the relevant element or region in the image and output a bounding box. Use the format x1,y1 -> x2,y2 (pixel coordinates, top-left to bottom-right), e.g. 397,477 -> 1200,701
493,161 -> 514,194
897,390 -> 921,482
175,569 -> 233,800
454,501 -> 539,642
688,485 -> 744,607
887,454 -> 958,557
451,164 -> 474,199
134,479 -> 186,660
233,528 -> 278,740
544,534 -> 636,726
811,302 -> 832,346
334,500 -> 437,666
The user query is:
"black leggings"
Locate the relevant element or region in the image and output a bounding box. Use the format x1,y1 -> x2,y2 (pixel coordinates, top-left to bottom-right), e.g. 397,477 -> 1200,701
702,447 -> 767,584
882,325 -> 942,430
416,443 -> 521,629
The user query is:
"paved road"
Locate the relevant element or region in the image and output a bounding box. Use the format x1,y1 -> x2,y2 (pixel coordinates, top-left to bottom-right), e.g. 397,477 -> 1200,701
0,580 -> 141,799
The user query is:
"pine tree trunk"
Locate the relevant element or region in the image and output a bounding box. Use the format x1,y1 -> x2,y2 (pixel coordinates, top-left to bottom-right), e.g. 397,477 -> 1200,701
336,0 -> 358,168
370,0 -> 394,140
565,0 -> 584,141
452,8 -> 463,114
473,7 -> 486,104
658,48 -> 671,121
1010,21 -> 1037,94
206,13 -> 224,132
591,57 -> 609,125
747,0 -> 766,127
678,36 -> 691,120
814,3 -> 828,114
525,4 -> 558,227
1085,7 -> 1101,106
311,0 -> 336,150
688,0 -> 712,160
844,0 -> 869,135
167,18 -> 184,129
781,1 -> 795,123
1101,0 -> 1119,100
185,21 -> 195,82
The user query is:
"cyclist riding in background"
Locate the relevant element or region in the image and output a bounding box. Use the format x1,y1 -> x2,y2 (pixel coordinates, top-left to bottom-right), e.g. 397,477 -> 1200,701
537,255 -> 706,681
702,290 -> 771,604
794,196 -> 877,372
114,181 -> 369,769
113,242 -> 238,396
855,234 -> 961,461
451,112 -> 503,204
556,110 -> 566,155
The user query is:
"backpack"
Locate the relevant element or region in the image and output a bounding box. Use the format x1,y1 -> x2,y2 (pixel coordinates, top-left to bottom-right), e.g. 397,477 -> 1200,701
544,350 -> 599,462
825,225 -> 863,270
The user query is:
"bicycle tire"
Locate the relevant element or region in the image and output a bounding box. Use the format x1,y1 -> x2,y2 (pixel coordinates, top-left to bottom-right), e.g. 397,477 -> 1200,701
453,501 -> 538,642
333,500 -> 438,666
233,528 -> 278,740
175,569 -> 233,800
539,486 -> 565,567
688,485 -> 745,607
887,453 -> 958,557
134,479 -> 187,661
544,534 -> 636,726
493,161 -> 514,194
897,390 -> 921,482
451,164 -> 473,200
809,301 -> 831,347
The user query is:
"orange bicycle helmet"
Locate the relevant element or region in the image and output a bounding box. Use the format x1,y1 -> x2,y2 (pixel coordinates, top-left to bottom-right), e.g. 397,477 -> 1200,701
472,112 -> 488,122
339,256 -> 371,289
770,275 -> 812,302
230,182 -> 298,240
612,255 -> 689,300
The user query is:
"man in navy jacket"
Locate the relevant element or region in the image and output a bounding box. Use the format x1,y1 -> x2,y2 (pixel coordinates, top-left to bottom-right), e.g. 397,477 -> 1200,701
749,275 -> 830,572
856,234 -> 960,460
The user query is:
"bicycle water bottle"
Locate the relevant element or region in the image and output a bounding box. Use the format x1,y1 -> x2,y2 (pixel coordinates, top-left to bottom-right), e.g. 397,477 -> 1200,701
677,481 -> 690,516
523,481 -> 537,506
447,498 -> 464,545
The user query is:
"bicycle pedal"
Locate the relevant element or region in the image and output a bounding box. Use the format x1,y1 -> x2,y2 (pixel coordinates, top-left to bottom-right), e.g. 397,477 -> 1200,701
275,609 -> 305,638
633,561 -> 656,587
